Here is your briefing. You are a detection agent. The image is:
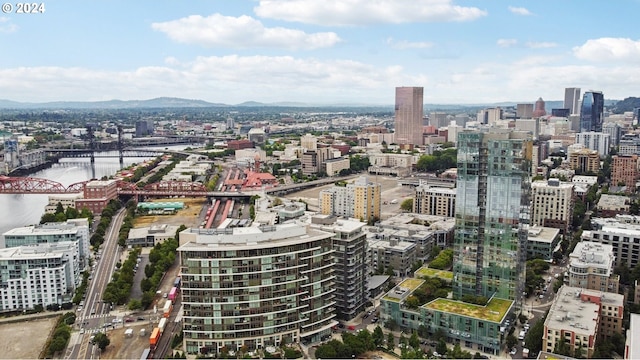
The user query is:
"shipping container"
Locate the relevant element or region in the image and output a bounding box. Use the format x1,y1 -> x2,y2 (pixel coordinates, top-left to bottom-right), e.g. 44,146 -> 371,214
149,328 -> 160,348
168,287 -> 178,302
158,317 -> 167,333
163,300 -> 172,318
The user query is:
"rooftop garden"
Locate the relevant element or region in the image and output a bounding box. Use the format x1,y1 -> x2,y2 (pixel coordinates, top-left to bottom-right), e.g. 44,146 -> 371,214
424,297 -> 513,322
381,278 -> 425,303
414,267 -> 454,281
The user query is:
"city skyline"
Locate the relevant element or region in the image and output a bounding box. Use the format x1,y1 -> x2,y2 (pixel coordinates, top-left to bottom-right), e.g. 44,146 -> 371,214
1,1 -> 639,105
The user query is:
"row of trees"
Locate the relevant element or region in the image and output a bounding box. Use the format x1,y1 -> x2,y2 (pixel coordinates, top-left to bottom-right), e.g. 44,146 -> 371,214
139,226 -> 184,309
315,326 -> 484,359
40,202 -> 93,225
89,199 -> 122,248
45,312 -> 75,356
117,200 -> 137,247
415,148 -> 457,173
103,247 -> 141,305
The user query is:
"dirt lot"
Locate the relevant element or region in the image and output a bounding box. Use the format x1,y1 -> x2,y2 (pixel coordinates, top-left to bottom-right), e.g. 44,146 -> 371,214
134,197 -> 208,228
0,316 -> 58,359
100,323 -> 155,359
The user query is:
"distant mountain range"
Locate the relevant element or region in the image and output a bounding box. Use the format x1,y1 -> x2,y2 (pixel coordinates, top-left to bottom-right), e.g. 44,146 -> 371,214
0,97 -> 620,110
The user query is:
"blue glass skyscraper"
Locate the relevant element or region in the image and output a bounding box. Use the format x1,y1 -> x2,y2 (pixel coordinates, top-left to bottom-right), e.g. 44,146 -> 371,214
580,91 -> 604,132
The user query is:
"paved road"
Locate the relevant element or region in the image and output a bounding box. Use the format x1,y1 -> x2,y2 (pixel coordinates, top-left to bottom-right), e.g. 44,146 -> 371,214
65,208 -> 126,360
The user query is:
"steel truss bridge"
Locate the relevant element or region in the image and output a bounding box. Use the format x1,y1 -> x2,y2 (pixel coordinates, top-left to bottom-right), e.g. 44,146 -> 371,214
45,148 -> 164,158
0,176 -> 257,197
0,174 -> 354,197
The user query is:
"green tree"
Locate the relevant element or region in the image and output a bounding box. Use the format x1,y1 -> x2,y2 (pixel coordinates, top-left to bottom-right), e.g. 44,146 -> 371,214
94,332 -> 110,351
436,339 -> 448,356
409,331 -> 420,350
400,198 -> 413,212
524,314 -> 546,354
372,326 -> 384,348
387,332 -> 395,351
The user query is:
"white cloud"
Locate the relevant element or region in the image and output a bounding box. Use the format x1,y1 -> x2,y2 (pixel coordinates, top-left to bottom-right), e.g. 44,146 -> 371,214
526,41 -> 557,49
386,37 -> 433,50
573,37 -> 640,62
0,17 -> 18,33
0,56 -> 429,104
254,0 -> 487,26
497,39 -> 517,47
151,14 -> 341,50
508,6 -> 532,16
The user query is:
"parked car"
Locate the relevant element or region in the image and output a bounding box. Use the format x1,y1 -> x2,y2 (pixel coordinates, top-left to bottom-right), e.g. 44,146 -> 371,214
125,318 -> 134,323
510,348 -> 517,355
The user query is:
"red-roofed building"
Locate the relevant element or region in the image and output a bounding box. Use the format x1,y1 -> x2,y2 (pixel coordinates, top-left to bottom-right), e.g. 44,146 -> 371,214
242,170 -> 278,191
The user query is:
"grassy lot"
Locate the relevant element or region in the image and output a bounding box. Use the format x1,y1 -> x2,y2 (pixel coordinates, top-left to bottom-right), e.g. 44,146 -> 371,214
424,297 -> 513,322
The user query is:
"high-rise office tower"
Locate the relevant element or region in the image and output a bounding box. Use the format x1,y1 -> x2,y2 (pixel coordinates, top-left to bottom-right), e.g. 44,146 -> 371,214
580,91 -> 605,133
516,103 -> 533,119
532,97 -> 547,117
453,130 -> 532,302
564,87 -> 581,115
394,87 -> 424,147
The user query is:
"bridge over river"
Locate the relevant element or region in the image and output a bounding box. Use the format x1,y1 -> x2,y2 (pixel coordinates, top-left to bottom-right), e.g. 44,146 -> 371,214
0,175 -> 352,197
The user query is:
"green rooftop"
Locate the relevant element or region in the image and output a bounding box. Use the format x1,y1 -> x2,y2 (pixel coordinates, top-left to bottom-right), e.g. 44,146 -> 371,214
424,297 -> 513,323
381,278 -> 425,303
414,267 -> 454,280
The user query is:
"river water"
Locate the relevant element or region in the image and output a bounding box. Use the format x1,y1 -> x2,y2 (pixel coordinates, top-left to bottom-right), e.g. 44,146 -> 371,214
0,146 -> 196,235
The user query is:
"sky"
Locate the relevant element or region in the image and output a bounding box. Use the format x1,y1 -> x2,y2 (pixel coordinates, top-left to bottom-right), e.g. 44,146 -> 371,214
1,0 -> 640,105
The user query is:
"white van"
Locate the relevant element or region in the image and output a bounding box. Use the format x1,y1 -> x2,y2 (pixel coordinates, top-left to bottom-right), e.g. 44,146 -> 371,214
518,330 -> 526,340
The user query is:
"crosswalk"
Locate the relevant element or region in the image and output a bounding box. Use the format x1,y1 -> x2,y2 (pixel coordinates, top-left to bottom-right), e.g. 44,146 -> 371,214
77,313 -> 111,321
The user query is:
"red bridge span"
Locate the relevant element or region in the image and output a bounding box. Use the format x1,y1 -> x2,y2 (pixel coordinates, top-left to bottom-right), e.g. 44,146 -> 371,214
0,176 -> 256,197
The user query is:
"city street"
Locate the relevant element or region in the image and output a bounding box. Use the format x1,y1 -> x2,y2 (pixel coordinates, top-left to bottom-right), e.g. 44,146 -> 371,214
65,208 -> 127,360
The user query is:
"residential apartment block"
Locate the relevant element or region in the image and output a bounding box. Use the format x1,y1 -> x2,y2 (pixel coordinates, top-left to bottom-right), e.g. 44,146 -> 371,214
0,241 -> 80,310
526,226 -> 561,261
597,194 -> 630,218
568,242 -> 619,293
569,148 -> 600,174
367,153 -> 413,177
178,224 -> 337,355
375,213 -> 455,261
2,218 -> 90,268
575,132 -> 610,157
583,215 -> 640,269
544,286 -> 623,358
318,176 -> 381,223
454,130 -> 531,301
413,184 -> 456,217
531,179 -> 574,234
611,155 -> 639,193
307,215 -> 367,321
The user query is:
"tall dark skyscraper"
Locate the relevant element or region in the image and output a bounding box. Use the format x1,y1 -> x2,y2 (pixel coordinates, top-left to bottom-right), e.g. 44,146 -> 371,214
580,91 -> 604,133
